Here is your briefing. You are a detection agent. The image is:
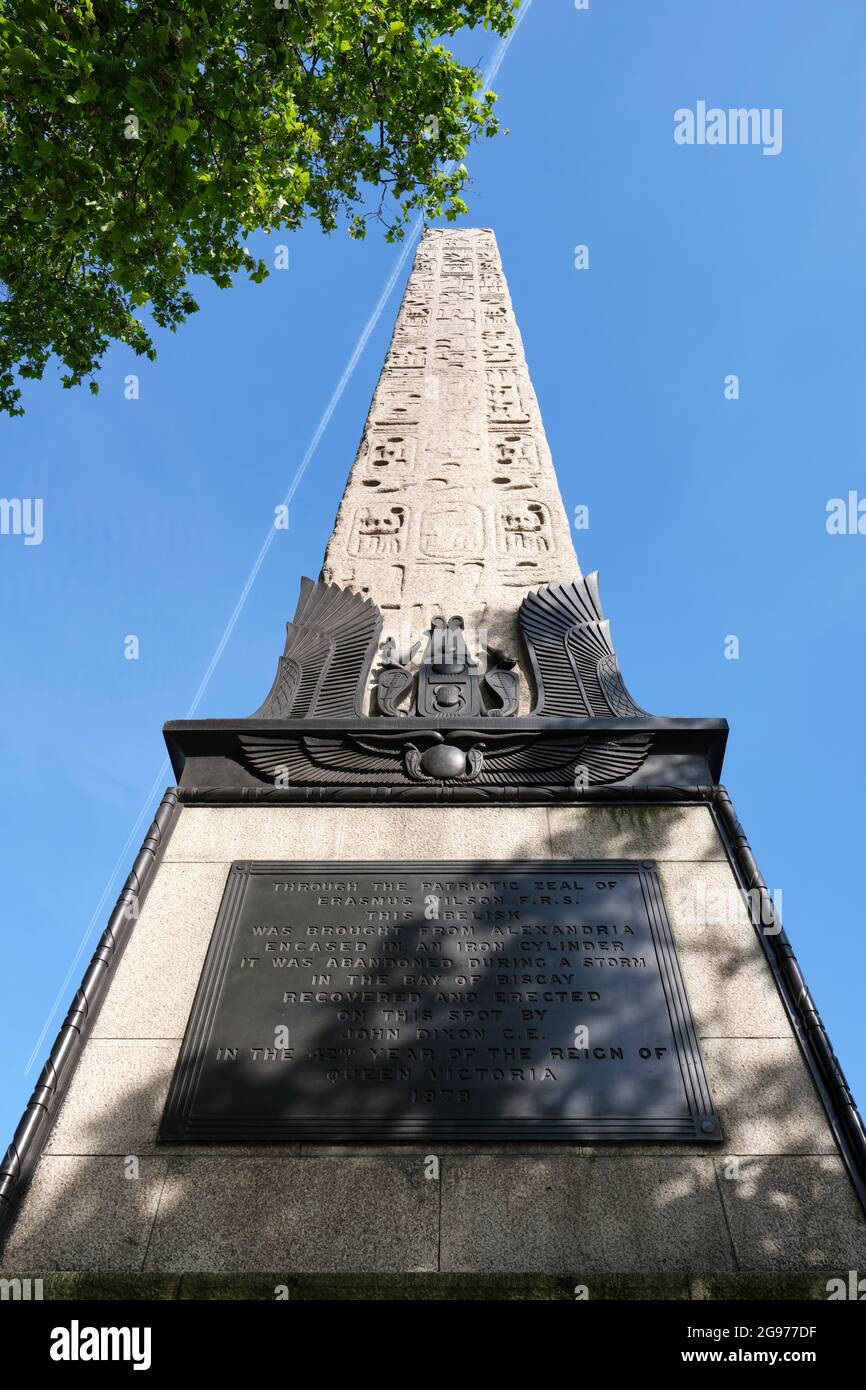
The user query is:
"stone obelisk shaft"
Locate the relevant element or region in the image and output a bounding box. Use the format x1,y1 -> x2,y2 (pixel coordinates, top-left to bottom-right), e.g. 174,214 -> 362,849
322,227 -> 580,694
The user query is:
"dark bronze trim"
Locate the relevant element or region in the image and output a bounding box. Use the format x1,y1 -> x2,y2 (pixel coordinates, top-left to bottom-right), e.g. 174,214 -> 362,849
708,788 -> 866,1217
163,716 -> 729,794
176,782 -> 719,807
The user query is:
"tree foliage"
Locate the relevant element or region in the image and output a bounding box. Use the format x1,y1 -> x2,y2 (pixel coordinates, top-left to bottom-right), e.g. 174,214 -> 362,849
0,1 -> 516,414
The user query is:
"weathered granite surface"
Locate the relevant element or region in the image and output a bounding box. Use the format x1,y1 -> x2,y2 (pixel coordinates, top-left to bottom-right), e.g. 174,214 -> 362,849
321,228 -> 581,711
3,802 -> 864,1281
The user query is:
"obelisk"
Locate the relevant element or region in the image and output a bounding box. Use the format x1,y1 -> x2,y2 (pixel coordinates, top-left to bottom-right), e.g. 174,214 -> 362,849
323,227 -> 579,700
2,229 -> 864,1300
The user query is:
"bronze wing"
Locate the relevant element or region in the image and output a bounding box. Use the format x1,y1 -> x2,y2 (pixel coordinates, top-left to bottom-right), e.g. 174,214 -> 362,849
519,573 -> 648,718
250,577 -> 383,718
238,733 -> 406,784
474,730 -> 651,787
469,731 -> 589,785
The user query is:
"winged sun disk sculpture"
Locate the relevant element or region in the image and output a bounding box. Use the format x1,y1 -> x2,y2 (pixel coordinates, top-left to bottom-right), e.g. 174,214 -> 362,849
239,574 -> 652,788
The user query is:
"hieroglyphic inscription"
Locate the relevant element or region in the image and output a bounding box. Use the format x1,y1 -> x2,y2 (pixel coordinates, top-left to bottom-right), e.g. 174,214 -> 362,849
318,227 -> 585,667
351,505 -> 406,556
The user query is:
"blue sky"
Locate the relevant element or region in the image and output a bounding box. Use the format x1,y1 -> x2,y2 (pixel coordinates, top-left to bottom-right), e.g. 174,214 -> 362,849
1,0 -> 865,1145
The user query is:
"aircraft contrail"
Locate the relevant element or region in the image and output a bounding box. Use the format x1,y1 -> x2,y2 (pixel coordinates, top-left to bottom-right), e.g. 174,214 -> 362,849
24,1 -> 534,1075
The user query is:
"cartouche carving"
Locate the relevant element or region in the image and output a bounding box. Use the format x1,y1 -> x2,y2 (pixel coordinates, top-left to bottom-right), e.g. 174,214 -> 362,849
352,505 -> 406,557
500,501 -> 550,555
420,505 -> 484,558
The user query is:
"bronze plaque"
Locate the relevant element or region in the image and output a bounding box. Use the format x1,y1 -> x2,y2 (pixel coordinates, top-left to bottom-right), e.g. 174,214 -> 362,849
160,860 -> 720,1142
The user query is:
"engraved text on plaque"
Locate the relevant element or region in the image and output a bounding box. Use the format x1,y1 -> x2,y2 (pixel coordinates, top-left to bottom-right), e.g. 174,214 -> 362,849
160,860 -> 720,1142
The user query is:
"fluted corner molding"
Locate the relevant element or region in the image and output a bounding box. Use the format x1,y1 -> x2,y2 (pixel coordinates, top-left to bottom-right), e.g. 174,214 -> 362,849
0,788 -> 180,1247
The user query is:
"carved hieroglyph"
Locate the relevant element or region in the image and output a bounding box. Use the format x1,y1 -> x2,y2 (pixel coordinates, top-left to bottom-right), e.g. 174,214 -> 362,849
322,228 -> 581,710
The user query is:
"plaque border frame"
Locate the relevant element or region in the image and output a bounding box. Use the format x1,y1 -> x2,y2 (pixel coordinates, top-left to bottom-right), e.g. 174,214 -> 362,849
158,858 -> 722,1144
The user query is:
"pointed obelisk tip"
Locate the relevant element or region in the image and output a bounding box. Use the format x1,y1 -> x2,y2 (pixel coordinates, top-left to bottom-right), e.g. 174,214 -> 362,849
321,220 -> 582,709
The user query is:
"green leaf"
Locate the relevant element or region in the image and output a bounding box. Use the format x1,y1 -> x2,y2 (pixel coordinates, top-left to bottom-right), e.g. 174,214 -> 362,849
0,0 -> 513,415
